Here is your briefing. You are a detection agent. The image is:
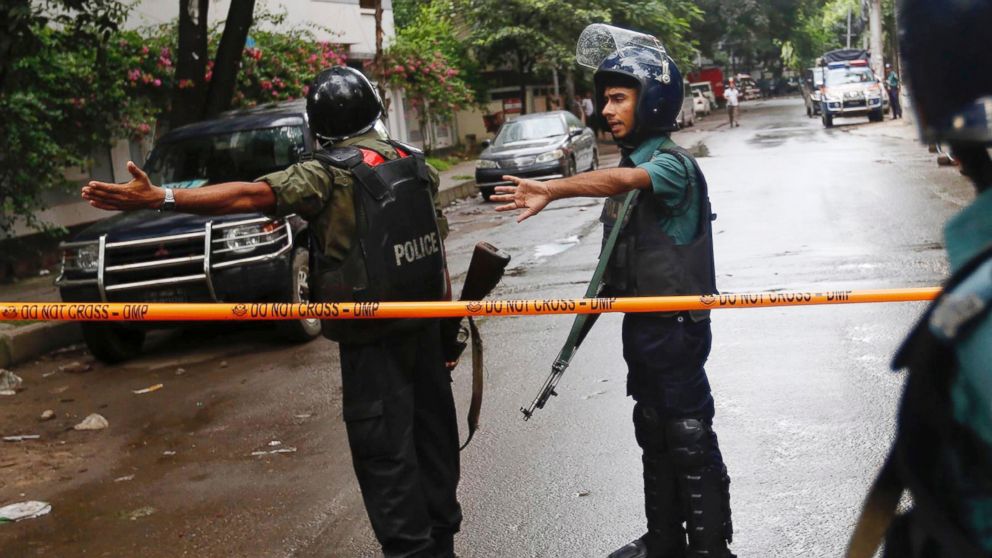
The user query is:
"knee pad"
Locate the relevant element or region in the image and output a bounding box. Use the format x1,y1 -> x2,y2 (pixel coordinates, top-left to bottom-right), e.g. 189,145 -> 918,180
633,403 -> 666,454
665,418 -> 711,469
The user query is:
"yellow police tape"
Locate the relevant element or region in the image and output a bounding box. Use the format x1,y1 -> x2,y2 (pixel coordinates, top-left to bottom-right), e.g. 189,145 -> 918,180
0,287 -> 941,322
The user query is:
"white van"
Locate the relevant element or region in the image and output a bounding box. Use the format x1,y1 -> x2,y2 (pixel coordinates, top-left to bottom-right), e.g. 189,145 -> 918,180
690,81 -> 717,110
678,79 -> 695,128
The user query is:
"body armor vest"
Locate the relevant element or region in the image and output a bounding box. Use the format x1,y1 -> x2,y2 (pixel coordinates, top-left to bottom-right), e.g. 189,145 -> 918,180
309,141 -> 447,343
878,245 -> 992,557
600,146 -> 717,321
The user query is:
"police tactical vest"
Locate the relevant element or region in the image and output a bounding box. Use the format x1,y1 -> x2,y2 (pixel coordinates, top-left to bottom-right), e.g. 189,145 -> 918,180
599,146 -> 717,321
851,245 -> 992,558
308,140 -> 447,343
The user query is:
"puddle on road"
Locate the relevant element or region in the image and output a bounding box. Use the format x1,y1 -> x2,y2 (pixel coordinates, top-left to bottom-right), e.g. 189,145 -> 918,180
747,128 -> 818,148
447,218 -> 501,235
534,235 -> 581,258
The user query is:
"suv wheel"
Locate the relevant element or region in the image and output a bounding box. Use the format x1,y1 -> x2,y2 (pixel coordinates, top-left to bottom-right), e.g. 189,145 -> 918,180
589,149 -> 599,171
480,186 -> 494,201
822,113 -> 834,128
869,109 -> 884,123
565,157 -> 577,177
81,323 -> 146,363
277,246 -> 322,343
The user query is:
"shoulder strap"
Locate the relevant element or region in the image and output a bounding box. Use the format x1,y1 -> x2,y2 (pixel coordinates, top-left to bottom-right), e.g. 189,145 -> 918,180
387,138 -> 423,156
929,257 -> 992,343
308,146 -> 363,170
555,189 -> 639,364
894,243 -> 992,369
848,244 -> 992,558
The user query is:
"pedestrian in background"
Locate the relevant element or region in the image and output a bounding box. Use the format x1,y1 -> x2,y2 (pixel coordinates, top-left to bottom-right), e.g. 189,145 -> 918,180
81,67 -> 463,558
725,79 -> 741,128
582,91 -> 596,125
494,26 -> 735,558
847,1 -> 992,557
885,64 -> 903,119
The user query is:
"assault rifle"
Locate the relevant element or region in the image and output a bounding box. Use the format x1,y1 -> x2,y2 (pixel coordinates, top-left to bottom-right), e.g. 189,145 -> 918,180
521,189 -> 639,420
441,242 -> 511,448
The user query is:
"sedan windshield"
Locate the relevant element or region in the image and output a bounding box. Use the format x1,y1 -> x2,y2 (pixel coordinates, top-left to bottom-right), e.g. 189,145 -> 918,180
494,117 -> 565,147
826,67 -> 876,86
145,125 -> 305,187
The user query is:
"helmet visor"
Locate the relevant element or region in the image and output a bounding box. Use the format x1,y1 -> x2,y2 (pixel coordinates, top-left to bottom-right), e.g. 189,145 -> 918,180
576,24 -> 666,70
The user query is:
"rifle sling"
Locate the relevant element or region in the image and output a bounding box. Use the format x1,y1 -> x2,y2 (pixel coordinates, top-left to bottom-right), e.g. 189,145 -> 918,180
460,316 -> 484,450
556,189 -> 639,367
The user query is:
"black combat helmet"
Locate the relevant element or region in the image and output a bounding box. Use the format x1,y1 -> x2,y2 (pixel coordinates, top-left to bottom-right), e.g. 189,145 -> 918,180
576,24 -> 683,143
900,0 -> 992,188
306,66 -> 384,143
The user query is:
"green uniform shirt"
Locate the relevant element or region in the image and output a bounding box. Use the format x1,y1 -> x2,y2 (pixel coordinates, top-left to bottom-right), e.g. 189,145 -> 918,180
628,134 -> 701,245
887,72 -> 900,89
943,187 -> 992,549
256,131 -> 447,262
946,188 -> 992,446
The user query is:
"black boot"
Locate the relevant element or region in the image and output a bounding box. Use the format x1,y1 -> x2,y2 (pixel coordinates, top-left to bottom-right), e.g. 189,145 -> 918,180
432,535 -> 456,558
611,405 -> 689,558
666,418 -> 735,558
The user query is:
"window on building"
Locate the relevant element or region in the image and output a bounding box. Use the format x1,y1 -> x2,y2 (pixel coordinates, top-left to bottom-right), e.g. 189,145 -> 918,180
359,0 -> 378,9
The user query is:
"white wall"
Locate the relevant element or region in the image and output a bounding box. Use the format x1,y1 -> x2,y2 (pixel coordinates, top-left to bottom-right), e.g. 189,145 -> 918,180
124,0 -> 395,55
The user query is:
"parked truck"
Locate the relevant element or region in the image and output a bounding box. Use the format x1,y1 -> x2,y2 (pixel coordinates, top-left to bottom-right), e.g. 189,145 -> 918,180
687,67 -> 726,105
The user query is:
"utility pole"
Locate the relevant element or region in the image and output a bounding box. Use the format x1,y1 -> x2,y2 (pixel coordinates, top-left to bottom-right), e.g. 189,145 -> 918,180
847,8 -> 852,49
892,0 -> 901,78
869,0 -> 884,78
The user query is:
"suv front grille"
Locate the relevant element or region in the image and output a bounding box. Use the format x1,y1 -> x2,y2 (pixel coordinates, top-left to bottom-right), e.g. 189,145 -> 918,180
56,217 -> 294,302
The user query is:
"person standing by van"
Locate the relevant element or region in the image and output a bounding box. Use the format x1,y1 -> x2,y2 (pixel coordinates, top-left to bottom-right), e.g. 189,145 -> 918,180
725,79 -> 740,128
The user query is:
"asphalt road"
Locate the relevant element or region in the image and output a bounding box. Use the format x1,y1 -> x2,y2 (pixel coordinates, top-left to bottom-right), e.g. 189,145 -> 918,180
0,98 -> 976,558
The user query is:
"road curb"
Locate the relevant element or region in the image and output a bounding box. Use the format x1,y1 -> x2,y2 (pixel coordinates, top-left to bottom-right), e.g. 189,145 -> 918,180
439,179 -> 479,207
0,322 -> 82,368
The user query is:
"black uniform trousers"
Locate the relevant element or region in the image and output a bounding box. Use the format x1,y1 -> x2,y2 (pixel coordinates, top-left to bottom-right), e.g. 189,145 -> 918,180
338,320 -> 463,558
623,313 -> 716,422
622,312 -> 731,552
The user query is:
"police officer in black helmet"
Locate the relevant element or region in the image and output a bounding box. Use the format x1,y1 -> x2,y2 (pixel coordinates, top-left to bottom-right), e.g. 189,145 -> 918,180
846,2 -> 992,557
494,25 -> 734,558
82,66 -> 462,558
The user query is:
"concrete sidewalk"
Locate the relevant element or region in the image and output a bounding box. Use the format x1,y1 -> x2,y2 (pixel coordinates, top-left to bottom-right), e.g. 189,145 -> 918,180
436,159 -> 479,206
0,276 -> 79,368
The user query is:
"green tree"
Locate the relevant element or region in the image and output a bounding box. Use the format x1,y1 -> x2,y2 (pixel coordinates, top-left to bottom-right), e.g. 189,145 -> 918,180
463,0 -> 608,115
378,46 -> 475,154
0,0 -> 130,239
607,0 -> 703,70
391,0 -> 483,101
170,0 -> 257,128
0,3 -> 348,243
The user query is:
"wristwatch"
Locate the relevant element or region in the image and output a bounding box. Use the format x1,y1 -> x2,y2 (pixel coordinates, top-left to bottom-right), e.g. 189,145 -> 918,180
160,188 -> 176,211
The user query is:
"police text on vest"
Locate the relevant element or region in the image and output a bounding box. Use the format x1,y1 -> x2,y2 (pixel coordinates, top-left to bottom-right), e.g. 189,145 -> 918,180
394,232 -> 440,267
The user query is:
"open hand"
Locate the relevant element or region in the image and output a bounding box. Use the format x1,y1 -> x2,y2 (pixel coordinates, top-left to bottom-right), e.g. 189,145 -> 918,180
491,176 -> 552,223
82,161 -> 163,211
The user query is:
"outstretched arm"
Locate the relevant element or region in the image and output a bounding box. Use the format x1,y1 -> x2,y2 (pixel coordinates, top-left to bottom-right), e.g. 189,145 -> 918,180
82,161 -> 277,215
491,167 -> 650,223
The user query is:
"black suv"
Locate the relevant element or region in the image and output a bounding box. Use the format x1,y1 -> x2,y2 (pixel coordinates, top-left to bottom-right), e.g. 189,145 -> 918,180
57,100 -> 323,362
